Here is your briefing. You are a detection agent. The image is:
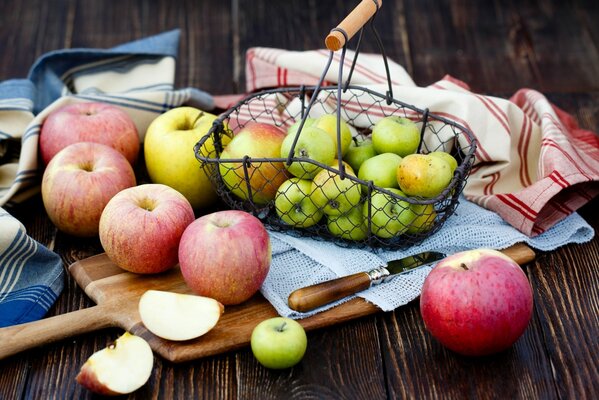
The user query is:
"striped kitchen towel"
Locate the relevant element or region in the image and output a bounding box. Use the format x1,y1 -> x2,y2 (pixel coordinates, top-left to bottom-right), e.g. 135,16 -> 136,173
0,30 -> 213,326
231,47 -> 599,237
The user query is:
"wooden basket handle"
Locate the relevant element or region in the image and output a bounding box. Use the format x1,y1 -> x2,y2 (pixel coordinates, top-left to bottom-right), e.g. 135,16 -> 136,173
325,0 -> 382,51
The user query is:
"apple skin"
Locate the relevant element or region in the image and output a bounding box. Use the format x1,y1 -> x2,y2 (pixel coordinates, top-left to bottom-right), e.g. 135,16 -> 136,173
396,154 -> 453,198
40,102 -> 139,166
99,184 -> 195,274
311,162 -> 362,216
41,142 -> 136,237
358,152 -> 402,189
312,114 -> 353,157
144,107 -> 231,209
220,122 -> 289,204
364,188 -> 416,239
287,117 -> 316,137
371,116 -> 420,157
406,204 -> 437,234
178,210 -> 271,305
428,151 -> 458,174
420,249 -> 534,356
250,317 -> 308,369
327,206 -> 368,241
280,125 -> 336,179
343,138 -> 377,173
275,177 -> 324,228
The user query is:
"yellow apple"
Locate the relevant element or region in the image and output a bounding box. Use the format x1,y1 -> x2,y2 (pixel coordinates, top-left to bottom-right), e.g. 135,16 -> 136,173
144,107 -> 231,210
396,154 -> 453,198
406,203 -> 437,234
313,114 -> 353,157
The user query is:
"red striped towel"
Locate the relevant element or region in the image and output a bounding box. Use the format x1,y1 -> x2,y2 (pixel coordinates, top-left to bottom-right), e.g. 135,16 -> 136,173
214,47 -> 599,237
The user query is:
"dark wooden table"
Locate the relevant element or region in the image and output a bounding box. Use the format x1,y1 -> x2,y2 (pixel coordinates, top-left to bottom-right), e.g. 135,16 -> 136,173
1,1 -> 598,399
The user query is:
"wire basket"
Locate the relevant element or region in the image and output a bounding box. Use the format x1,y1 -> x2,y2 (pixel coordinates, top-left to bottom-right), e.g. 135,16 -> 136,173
194,1 -> 476,250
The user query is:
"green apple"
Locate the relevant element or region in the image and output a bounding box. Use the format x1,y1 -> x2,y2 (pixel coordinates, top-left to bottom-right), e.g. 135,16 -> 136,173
275,177 -> 323,228
364,188 -> 417,238
343,138 -> 377,173
428,151 -> 458,174
313,114 -> 353,157
327,206 -> 368,241
396,154 -> 453,198
311,162 -> 362,216
219,122 -> 289,205
372,116 -> 420,157
406,203 -> 437,234
280,126 -> 335,179
358,153 -> 402,189
287,117 -> 316,137
144,107 -> 231,209
250,317 -> 308,369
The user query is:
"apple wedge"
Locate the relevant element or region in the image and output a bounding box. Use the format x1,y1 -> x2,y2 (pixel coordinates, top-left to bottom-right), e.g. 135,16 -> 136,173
138,290 -> 224,341
76,332 -> 153,396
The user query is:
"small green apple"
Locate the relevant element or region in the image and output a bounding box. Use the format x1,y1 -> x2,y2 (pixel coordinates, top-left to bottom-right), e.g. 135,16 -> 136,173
313,114 -> 353,157
327,206 -> 368,241
250,317 -> 308,369
311,162 -> 362,216
144,107 -> 231,209
428,151 -> 458,174
396,154 -> 453,198
343,138 -> 377,173
358,153 -> 402,189
275,178 -> 323,228
406,203 -> 437,234
364,188 -> 417,239
287,117 -> 316,137
280,126 -> 336,179
372,116 -> 420,157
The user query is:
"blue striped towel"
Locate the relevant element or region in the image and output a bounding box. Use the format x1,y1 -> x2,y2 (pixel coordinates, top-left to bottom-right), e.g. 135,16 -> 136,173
0,29 -> 212,327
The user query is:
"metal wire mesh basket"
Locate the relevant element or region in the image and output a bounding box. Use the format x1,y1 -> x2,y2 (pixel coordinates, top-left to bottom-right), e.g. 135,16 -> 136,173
194,1 -> 476,250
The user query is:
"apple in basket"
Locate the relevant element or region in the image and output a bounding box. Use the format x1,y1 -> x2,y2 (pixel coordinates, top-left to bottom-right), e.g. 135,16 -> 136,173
219,122 -> 289,204
41,142 -> 136,237
178,210 -> 271,305
420,249 -> 534,356
363,188 -> 417,239
144,107 -> 231,210
343,137 -> 377,173
371,116 -> 420,157
310,161 -> 362,216
39,102 -> 139,166
280,125 -> 336,179
358,152 -> 403,189
396,153 -> 454,198
312,114 -> 353,157
99,184 -> 195,274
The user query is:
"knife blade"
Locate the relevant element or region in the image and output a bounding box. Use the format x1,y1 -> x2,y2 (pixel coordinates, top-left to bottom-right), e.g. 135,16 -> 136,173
287,251 -> 446,312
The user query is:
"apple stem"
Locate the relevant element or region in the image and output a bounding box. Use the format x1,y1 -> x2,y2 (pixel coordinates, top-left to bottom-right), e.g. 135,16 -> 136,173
191,111 -> 205,128
277,322 -> 287,332
460,263 -> 469,271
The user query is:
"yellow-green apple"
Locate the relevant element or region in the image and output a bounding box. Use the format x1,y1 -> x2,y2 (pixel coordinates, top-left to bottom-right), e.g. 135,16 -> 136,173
280,125 -> 335,179
420,249 -> 534,356
99,184 -> 195,274
397,154 -> 453,198
311,162 -> 362,216
428,151 -> 458,174
287,117 -> 316,137
250,317 -> 307,369
40,102 -> 139,166
144,107 -> 231,209
219,122 -> 289,204
343,137 -> 377,173
358,153 -> 402,189
138,290 -> 224,341
406,204 -> 437,234
41,142 -> 136,237
312,114 -> 353,156
178,210 -> 271,305
327,206 -> 368,241
76,332 -> 153,396
275,177 -> 323,228
371,116 -> 420,157
364,188 -> 417,238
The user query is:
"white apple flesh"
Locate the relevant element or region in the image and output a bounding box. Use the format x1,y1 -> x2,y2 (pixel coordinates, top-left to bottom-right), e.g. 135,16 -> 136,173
138,290 -> 224,341
76,332 -> 153,396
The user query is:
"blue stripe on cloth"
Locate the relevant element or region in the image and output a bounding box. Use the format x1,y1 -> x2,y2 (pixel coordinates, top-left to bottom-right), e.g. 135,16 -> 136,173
0,79 -> 36,102
0,300 -> 51,327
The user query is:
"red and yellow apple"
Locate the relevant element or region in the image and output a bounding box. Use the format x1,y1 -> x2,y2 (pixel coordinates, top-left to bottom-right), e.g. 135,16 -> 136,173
99,184 -> 195,274
41,142 -> 136,237
40,102 -> 139,166
420,248 -> 534,356
178,210 -> 271,305
396,153 -> 453,198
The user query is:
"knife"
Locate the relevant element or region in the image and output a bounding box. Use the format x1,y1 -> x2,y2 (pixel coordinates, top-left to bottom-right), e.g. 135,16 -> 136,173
287,251 -> 447,312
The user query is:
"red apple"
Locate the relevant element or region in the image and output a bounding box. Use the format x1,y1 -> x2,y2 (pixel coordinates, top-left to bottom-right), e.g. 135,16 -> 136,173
40,102 -> 140,165
219,122 -> 289,204
41,142 -> 136,237
420,249 -> 533,356
99,184 -> 195,274
178,210 -> 271,305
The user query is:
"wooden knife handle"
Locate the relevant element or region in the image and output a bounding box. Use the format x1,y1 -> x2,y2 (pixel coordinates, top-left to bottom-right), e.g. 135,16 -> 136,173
288,272 -> 372,312
325,0 -> 382,51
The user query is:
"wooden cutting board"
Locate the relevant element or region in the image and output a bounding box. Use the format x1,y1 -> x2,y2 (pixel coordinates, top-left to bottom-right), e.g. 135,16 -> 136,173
0,243 -> 535,363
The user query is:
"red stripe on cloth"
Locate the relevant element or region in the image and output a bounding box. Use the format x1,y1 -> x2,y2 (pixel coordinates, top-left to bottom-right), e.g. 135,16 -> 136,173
517,115 -> 533,187
432,111 -> 492,162
476,94 -> 511,136
495,194 -> 537,222
542,139 -> 596,180
484,172 -> 500,195
283,68 -> 288,86
317,49 -> 393,85
548,171 -> 568,189
439,75 -> 471,90
246,49 -> 257,92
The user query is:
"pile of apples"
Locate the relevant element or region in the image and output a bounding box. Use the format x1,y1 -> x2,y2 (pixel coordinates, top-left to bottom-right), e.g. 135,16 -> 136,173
215,113 -> 459,242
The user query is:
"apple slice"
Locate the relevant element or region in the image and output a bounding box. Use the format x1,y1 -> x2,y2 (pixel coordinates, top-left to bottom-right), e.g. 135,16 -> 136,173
138,290 -> 224,341
76,332 -> 153,396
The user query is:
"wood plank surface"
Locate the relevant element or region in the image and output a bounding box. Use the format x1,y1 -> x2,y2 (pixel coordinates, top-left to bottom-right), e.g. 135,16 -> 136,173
0,0 -> 598,399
